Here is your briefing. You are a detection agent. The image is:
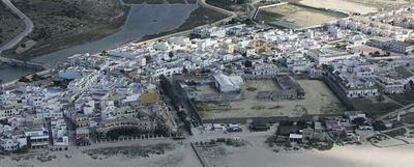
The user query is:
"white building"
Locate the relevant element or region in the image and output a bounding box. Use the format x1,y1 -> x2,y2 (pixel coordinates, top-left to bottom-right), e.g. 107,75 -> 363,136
213,73 -> 244,93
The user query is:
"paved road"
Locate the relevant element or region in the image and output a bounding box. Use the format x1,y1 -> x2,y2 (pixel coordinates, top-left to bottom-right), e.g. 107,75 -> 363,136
0,0 -> 34,54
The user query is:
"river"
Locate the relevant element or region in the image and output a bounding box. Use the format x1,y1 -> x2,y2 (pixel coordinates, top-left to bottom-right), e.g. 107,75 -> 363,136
0,3 -> 198,82
0,63 -> 37,83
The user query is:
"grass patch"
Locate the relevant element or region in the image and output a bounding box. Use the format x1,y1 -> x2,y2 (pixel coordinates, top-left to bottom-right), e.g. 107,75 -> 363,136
384,128 -> 407,137
171,5 -> 229,30
268,105 -> 283,110
123,0 -> 166,4
251,105 -> 266,110
83,144 -> 174,158
265,134 -> 289,147
194,101 -> 231,111
246,86 -> 258,91
167,0 -> 187,4
0,3 -> 24,44
206,0 -> 250,11
255,10 -> 284,23
277,125 -> 300,136
3,0 -> 128,61
401,112 -> 414,124
388,90 -> 414,106
351,98 -> 401,118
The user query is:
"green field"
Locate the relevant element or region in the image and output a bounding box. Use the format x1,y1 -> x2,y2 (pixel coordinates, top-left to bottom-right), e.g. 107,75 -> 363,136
351,98 -> 402,118
0,3 -> 24,45
206,0 -> 250,12
2,0 -> 127,60
388,90 -> 414,106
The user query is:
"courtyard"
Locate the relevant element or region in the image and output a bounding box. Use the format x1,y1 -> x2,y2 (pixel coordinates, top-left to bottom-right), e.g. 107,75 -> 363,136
194,79 -> 345,120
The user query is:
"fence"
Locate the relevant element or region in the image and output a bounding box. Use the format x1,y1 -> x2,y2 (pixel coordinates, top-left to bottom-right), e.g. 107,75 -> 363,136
203,113 -> 343,124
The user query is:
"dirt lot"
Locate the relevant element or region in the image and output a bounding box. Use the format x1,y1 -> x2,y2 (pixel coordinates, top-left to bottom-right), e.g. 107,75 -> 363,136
346,0 -> 412,10
256,4 -> 346,28
196,79 -> 344,120
298,0 -> 377,15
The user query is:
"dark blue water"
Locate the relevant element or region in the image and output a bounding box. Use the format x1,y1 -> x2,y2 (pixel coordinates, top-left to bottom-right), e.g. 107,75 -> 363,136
0,63 -> 37,82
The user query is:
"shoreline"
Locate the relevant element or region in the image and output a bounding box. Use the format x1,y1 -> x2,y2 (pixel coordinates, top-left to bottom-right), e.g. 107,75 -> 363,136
198,137 -> 414,167
1,5 -> 130,61
2,0 -> 233,62
2,140 -> 414,167
0,0 -> 235,86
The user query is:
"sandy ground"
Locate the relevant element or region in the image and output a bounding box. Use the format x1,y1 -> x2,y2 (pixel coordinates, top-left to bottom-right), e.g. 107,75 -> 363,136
259,4 -> 345,28
0,143 -> 202,167
299,0 -> 377,15
281,10 -> 339,28
346,0 -> 410,9
197,134 -> 414,167
227,144 -> 414,167
2,129 -> 414,167
200,80 -> 344,119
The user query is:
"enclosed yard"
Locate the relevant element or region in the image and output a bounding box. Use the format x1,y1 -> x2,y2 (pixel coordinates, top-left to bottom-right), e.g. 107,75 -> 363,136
195,79 -> 344,120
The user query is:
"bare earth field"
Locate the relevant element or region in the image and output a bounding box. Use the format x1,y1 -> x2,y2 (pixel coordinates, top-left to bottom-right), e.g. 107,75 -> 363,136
298,0 -> 378,15
256,4 -> 346,28
197,80 -> 344,120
